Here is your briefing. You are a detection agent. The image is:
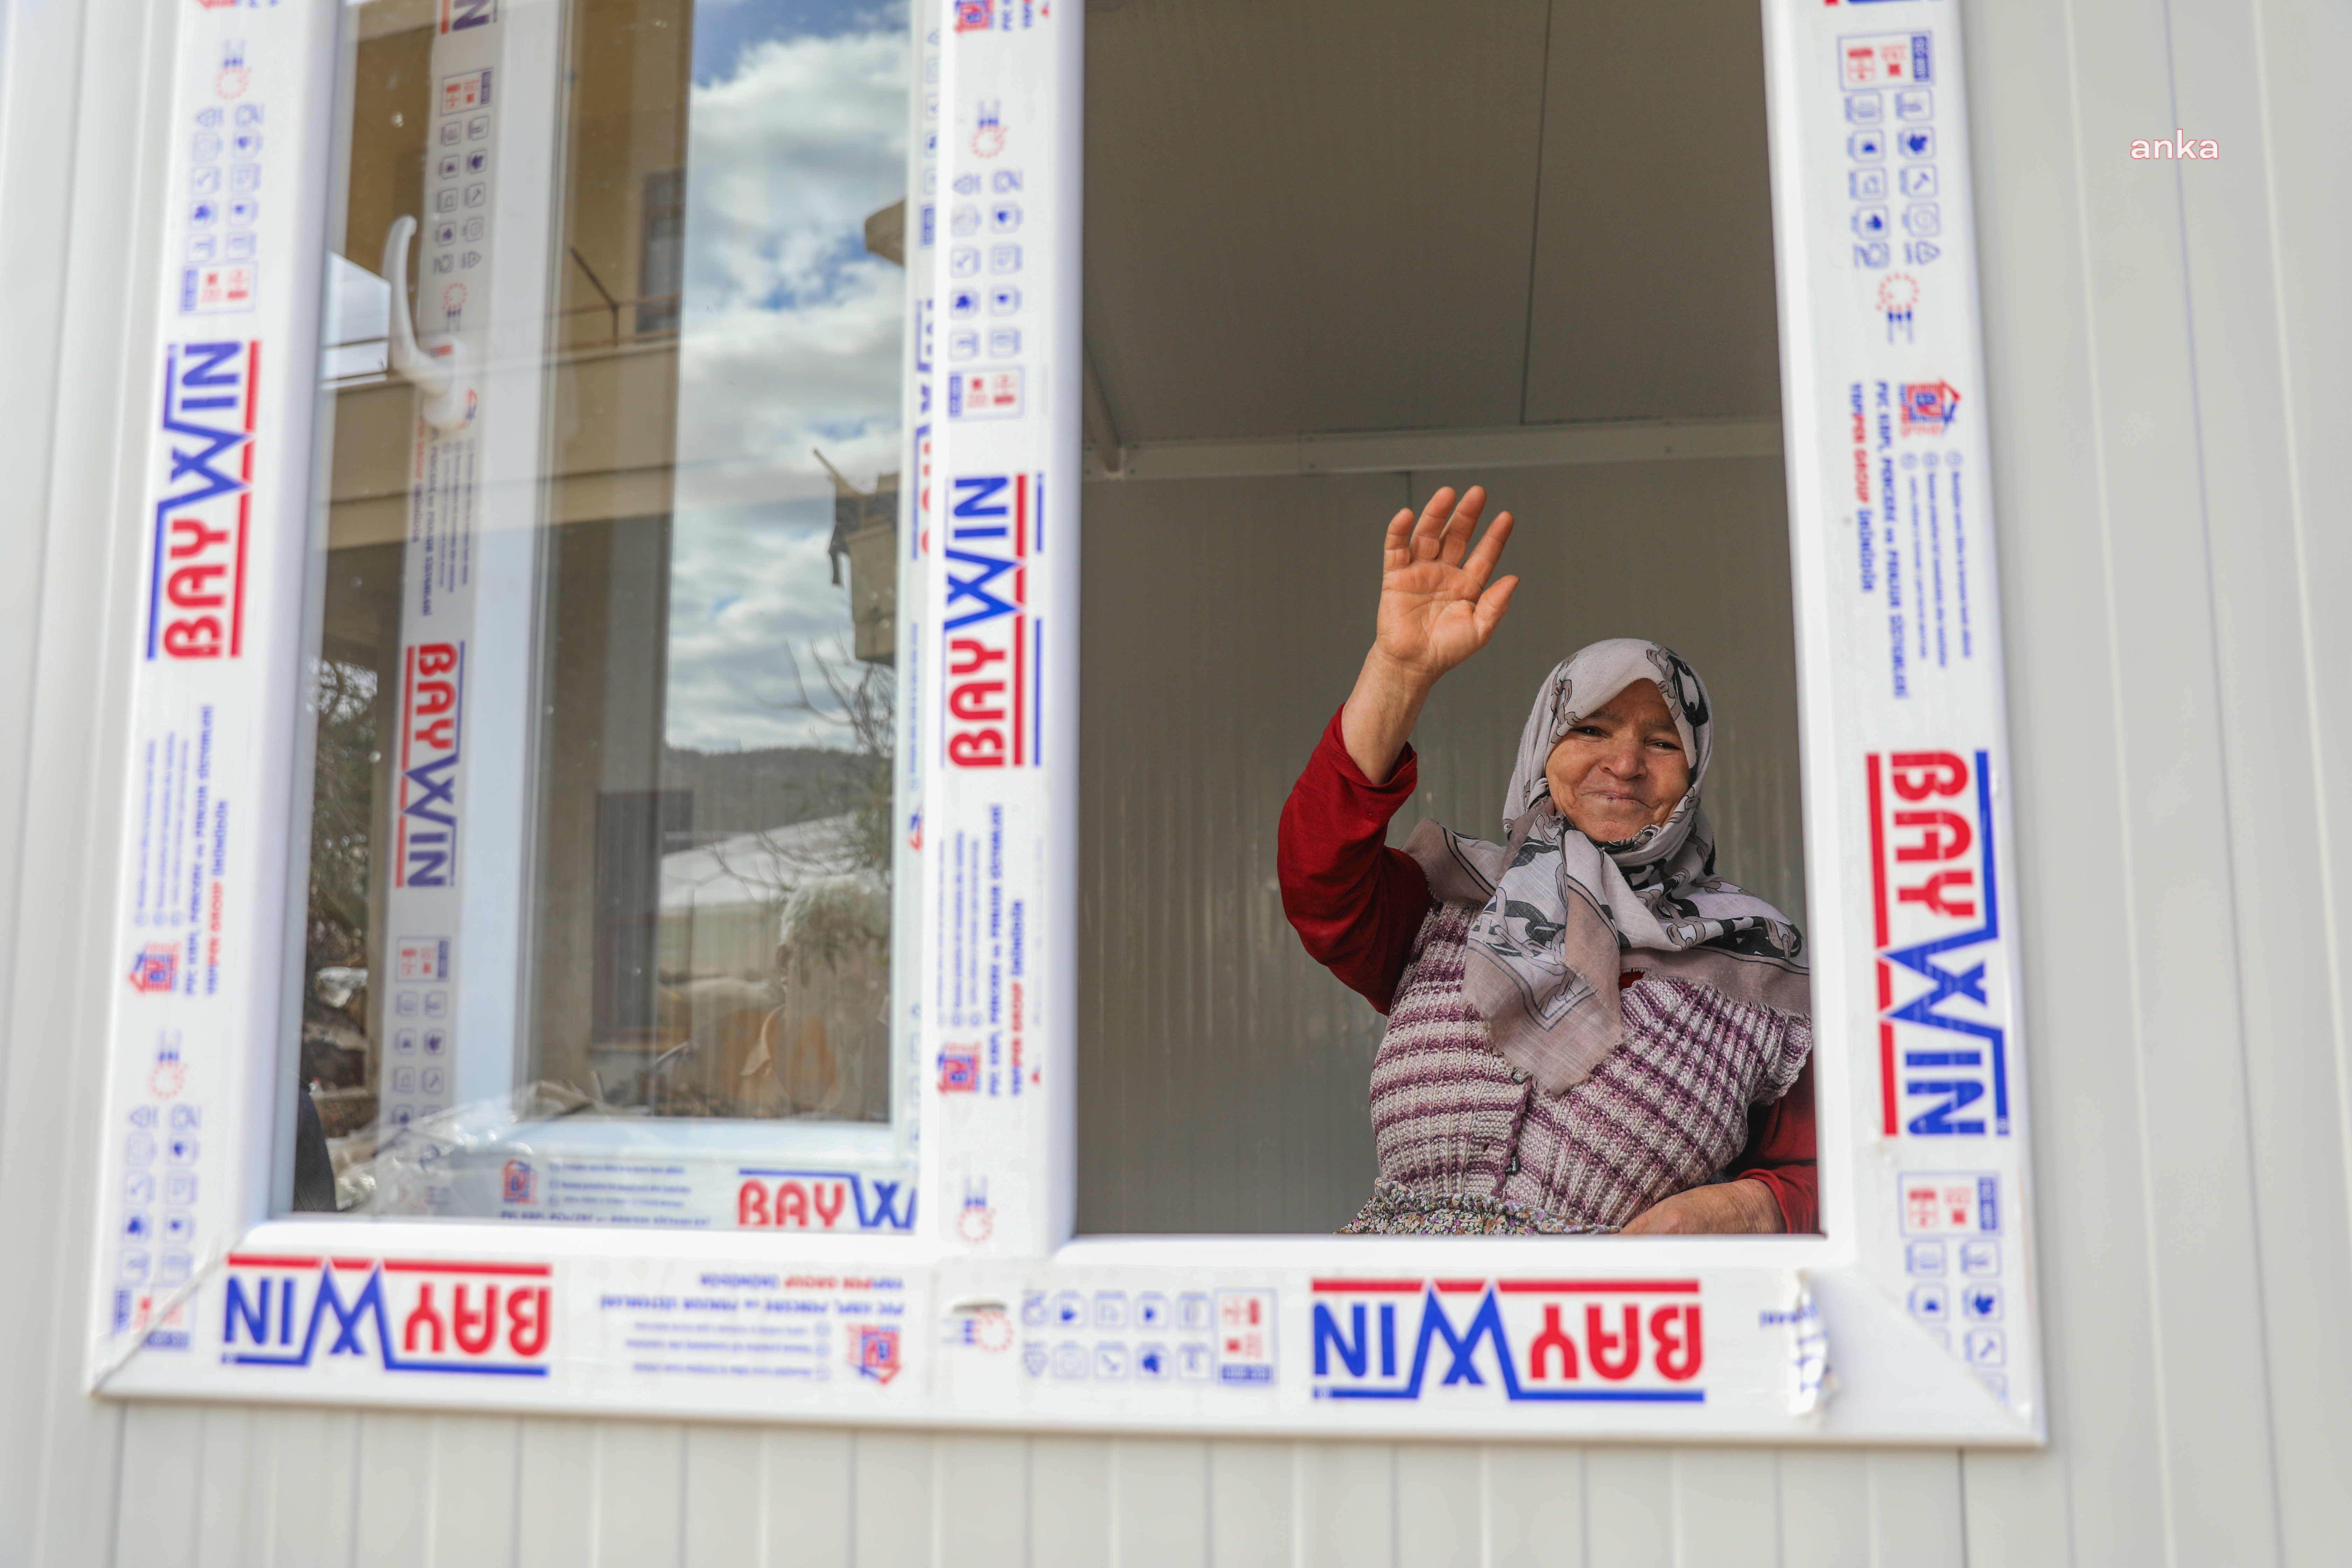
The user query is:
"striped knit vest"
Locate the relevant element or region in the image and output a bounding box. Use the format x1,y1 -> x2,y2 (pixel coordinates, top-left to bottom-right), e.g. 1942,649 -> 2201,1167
1364,902 -> 1812,1231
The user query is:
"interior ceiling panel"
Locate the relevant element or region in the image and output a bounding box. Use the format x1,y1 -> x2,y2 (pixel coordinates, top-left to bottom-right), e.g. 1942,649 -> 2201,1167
1082,0 -> 1783,445
1520,0 -> 1782,423
1083,0 -> 1551,442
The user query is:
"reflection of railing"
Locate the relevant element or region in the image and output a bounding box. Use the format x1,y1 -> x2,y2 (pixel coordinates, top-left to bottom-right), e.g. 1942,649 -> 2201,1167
566,244 -> 680,348
553,293 -> 681,349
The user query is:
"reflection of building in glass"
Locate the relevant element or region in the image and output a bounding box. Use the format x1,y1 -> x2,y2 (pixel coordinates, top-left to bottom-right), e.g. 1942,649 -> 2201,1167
818,453 -> 899,665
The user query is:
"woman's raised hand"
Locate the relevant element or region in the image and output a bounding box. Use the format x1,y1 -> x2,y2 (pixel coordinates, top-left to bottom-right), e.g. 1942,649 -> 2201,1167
1339,485 -> 1518,784
1372,485 -> 1518,685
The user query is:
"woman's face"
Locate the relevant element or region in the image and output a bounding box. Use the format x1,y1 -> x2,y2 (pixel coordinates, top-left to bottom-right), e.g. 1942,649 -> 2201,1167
1542,680 -> 1692,843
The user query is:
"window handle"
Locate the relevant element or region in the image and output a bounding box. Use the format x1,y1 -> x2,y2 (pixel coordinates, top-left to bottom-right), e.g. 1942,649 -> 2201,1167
380,214 -> 472,434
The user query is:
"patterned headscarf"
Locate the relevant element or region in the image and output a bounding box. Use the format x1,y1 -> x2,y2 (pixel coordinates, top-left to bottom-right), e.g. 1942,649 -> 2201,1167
1403,639 -> 1808,1096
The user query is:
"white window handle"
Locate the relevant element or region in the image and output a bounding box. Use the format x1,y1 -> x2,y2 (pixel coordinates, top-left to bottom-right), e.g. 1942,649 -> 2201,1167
380,214 -> 472,434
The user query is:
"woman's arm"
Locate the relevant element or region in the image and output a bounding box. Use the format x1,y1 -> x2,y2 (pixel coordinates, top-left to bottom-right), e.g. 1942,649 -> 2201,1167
1278,485 -> 1519,1010
1338,486 -> 1519,783
1620,1057 -> 1819,1234
1278,710 -> 1433,1013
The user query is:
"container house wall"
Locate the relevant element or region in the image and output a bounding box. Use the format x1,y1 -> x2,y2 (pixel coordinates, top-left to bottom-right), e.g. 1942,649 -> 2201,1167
3,0 -> 2349,1563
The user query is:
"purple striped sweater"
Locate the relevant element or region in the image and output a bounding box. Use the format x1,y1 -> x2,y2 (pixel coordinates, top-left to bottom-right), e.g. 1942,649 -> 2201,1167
1360,902 -> 1813,1232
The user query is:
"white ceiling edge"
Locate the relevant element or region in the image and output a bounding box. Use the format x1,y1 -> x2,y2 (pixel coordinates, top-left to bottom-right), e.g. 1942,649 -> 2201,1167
1083,415 -> 1784,482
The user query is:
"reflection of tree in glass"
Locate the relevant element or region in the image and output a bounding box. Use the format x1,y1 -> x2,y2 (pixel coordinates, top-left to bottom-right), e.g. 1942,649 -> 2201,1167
709,637 -> 894,896
627,638 -> 895,1121
303,660 -> 378,1119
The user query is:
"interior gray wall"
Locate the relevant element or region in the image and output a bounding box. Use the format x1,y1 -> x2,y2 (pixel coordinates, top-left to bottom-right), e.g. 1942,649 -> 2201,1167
1077,456 -> 1802,1234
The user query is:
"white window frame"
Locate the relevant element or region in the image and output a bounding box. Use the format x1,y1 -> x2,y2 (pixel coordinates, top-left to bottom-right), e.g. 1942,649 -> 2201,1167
88,0 -> 2039,1444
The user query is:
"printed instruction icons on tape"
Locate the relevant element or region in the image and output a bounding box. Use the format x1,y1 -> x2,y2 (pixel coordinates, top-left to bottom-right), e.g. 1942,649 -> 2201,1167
993,169 -> 1022,192
1964,1329 -> 2005,1366
990,202 -> 1021,231
1904,204 -> 1942,237
1908,1282 -> 1949,1323
1899,166 -> 1938,199
1897,127 -> 1935,160
1895,89 -> 1933,120
950,247 -> 980,277
951,204 -> 980,236
1093,1292 -> 1127,1330
1959,1239 -> 2000,1275
1850,129 -> 1886,161
989,285 -> 1020,315
1960,1282 -> 2003,1322
950,287 -> 980,318
1906,1240 -> 1946,1275
953,173 -> 980,196
1846,92 -> 1882,124
949,330 -> 979,361
1853,207 -> 1890,239
988,244 -> 1021,274
1850,169 -> 1887,201
1840,31 -> 1933,91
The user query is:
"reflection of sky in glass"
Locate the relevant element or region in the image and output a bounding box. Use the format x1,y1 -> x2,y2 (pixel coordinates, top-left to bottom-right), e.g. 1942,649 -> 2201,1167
667,0 -> 908,752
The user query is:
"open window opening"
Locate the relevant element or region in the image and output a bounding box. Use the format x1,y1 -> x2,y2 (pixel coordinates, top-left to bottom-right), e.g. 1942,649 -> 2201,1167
1074,1 -> 1812,1237
287,0 -> 922,1226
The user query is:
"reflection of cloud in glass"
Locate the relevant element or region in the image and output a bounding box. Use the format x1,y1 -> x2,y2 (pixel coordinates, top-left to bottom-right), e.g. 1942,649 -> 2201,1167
667,13 -> 908,752
690,0 -> 908,88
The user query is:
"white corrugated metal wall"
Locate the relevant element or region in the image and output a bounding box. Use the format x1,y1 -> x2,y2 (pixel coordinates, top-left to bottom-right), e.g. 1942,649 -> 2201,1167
3,0 -> 2349,1561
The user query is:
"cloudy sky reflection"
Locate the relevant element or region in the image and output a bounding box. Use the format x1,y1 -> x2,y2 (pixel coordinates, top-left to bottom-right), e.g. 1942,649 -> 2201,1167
666,0 -> 908,753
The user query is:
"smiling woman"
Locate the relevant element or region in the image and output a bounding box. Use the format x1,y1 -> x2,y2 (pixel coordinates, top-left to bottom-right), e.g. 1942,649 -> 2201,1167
1279,489 -> 1815,1238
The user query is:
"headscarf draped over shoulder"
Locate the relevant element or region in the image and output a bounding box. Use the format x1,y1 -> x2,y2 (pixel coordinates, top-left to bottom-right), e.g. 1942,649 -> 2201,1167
1401,638 -> 1808,1096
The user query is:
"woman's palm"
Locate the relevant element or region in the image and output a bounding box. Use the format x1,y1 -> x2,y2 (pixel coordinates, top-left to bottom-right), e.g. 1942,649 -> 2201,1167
1375,486 -> 1518,680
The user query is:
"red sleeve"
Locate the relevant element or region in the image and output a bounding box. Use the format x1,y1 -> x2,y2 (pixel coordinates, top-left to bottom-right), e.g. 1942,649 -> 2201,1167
1277,706 -> 1433,1014
1729,1055 -> 1818,1234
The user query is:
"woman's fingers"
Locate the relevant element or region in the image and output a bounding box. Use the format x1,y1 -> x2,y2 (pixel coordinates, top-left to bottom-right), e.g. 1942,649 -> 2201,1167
1437,486 -> 1487,566
1407,486 -> 1458,561
1380,506 -> 1416,572
1471,574 -> 1519,644
1462,508 -> 1514,586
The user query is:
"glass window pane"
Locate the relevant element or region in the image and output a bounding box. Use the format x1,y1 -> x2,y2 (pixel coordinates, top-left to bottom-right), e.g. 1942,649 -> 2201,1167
294,0 -> 915,1224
